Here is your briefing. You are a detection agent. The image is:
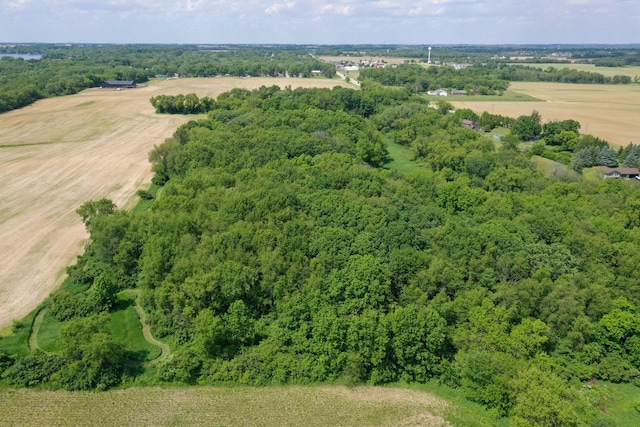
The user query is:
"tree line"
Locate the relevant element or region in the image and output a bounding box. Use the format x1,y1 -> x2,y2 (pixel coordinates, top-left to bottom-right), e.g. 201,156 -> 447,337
0,45 -> 335,114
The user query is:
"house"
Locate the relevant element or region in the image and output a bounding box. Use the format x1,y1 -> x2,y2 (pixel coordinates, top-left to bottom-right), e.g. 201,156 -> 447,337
599,167 -> 640,179
427,88 -> 448,96
451,89 -> 467,96
462,119 -> 480,130
100,80 -> 137,89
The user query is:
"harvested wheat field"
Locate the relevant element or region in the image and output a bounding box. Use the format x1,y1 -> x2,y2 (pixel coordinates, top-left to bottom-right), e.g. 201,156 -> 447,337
0,385 -> 450,427
0,77 -> 351,330
451,82 -> 640,147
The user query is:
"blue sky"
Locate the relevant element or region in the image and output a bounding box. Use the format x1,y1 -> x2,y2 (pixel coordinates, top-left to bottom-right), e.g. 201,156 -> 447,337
1,0 -> 638,44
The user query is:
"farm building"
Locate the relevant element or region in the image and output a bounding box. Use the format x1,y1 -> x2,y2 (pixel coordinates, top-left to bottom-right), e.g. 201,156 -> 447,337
100,80 -> 137,89
599,167 -> 639,179
427,89 -> 448,96
462,119 -> 480,130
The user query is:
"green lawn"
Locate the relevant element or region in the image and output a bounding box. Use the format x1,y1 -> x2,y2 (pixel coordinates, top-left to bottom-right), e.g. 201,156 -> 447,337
0,311 -> 37,358
384,140 -> 420,174
36,310 -> 62,353
110,291 -> 161,363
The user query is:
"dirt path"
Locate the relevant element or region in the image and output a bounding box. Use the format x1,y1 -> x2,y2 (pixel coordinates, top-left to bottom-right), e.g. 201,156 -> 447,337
129,290 -> 170,364
0,77 -> 350,330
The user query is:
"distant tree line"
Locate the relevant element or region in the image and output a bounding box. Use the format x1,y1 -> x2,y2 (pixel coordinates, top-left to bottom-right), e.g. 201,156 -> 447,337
0,45 -> 335,114
497,65 -> 633,84
359,63 -> 633,99
359,64 -> 510,94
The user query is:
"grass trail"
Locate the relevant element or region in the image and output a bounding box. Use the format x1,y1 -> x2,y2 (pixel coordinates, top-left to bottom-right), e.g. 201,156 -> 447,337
27,308 -> 46,352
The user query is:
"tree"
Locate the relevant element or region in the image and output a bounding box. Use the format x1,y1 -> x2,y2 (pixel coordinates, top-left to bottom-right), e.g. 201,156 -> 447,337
76,198 -> 116,231
511,111 -> 542,141
54,313 -> 126,390
510,366 -> 583,427
597,146 -> 619,167
571,148 -> 595,171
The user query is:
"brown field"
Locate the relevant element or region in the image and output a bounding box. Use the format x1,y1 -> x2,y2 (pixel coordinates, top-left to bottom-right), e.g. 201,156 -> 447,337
450,82 -> 640,147
0,77 -> 350,330
0,385 -> 450,427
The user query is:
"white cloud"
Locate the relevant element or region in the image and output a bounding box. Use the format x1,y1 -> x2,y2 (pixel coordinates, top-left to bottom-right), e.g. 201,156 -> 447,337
319,3 -> 355,16
265,1 -> 296,15
371,0 -> 397,8
2,0 -> 31,10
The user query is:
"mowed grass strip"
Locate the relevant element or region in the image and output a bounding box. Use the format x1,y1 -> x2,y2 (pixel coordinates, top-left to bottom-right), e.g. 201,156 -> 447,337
0,386 -> 452,427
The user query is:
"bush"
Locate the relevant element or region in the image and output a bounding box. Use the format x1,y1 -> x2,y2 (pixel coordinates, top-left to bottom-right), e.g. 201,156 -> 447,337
137,189 -> 153,200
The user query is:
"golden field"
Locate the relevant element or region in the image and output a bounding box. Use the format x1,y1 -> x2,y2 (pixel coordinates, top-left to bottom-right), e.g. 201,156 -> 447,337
451,82 -> 640,147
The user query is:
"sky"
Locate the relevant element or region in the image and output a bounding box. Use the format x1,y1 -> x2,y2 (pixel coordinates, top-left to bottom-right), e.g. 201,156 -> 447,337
1,0 -> 639,45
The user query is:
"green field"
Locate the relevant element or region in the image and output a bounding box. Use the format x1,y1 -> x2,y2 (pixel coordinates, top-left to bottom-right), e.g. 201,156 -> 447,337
426,89 -> 543,103
515,63 -> 640,79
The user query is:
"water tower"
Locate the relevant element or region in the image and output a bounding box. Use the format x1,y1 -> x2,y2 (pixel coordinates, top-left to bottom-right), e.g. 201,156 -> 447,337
427,46 -> 432,64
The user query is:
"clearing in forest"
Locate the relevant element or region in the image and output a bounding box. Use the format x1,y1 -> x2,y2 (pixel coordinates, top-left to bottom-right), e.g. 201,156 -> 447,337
0,77 -> 351,330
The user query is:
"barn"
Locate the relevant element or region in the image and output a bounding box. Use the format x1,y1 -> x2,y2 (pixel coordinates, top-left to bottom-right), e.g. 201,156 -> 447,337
100,80 -> 137,89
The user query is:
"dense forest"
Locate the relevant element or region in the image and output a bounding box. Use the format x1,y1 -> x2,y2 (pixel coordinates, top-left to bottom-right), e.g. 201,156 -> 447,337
0,44 -> 335,113
2,82 -> 639,426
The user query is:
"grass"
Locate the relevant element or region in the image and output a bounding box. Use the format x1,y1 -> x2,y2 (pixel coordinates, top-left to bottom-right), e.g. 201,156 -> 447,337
110,291 -> 161,363
425,89 -> 544,103
384,140 -> 421,174
588,382 -> 640,426
408,381 -> 507,427
36,310 -> 62,353
21,290 -> 162,363
0,385 -> 454,426
0,310 -> 38,358
132,183 -> 160,213
530,155 -> 580,181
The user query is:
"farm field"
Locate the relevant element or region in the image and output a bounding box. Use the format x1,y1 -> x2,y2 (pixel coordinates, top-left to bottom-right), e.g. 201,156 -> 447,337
0,385 -> 454,427
450,81 -> 640,147
0,77 -> 351,331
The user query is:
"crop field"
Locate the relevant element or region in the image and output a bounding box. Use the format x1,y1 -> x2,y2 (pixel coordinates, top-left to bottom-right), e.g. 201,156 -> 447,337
450,81 -> 640,147
0,77 -> 351,331
0,385 -> 455,427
